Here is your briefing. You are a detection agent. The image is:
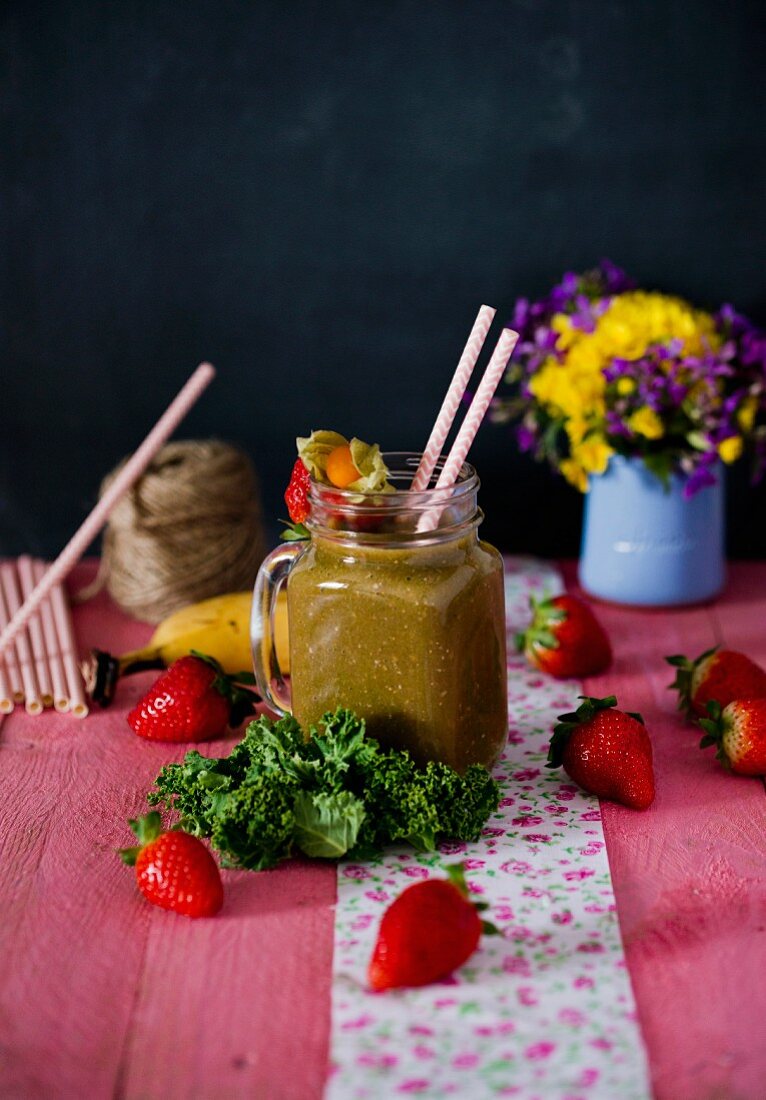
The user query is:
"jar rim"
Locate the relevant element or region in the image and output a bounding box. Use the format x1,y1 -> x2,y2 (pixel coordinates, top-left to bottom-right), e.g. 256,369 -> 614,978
308,451 -> 479,510
306,451 -> 482,546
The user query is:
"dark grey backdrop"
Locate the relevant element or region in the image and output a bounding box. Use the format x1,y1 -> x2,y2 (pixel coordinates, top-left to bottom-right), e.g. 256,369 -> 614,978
2,0 -> 765,559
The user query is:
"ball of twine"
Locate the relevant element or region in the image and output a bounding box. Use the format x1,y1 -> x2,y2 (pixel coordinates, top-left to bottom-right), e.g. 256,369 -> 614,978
95,440 -> 266,623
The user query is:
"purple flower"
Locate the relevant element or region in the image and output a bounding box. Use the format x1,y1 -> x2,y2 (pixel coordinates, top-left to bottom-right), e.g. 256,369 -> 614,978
498,262 -> 766,488
511,297 -> 532,332
683,463 -> 718,498
598,257 -> 636,294
602,357 -> 634,381
606,412 -> 632,438
517,424 -> 538,452
548,271 -> 579,313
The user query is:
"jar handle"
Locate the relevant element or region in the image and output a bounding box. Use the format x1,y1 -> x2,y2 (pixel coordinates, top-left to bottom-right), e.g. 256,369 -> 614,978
251,542 -> 304,715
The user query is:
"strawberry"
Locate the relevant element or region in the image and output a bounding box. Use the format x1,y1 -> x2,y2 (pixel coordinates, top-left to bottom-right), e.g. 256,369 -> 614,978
516,594 -> 612,679
698,698 -> 766,775
666,647 -> 766,718
127,652 -> 258,742
368,864 -> 495,991
547,695 -> 655,810
120,812 -> 223,917
284,458 -> 311,525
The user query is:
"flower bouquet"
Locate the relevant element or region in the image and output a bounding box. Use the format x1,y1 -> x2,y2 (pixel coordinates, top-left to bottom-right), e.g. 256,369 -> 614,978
495,262 -> 766,605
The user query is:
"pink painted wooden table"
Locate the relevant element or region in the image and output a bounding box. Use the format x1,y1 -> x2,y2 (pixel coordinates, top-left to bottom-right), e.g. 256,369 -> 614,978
1,560 -> 765,1100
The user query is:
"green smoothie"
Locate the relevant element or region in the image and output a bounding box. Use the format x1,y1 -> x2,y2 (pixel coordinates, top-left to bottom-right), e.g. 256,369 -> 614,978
287,533 -> 507,772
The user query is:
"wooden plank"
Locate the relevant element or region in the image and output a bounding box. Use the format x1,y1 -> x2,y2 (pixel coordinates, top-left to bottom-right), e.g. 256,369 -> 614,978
564,562 -> 766,1100
120,859 -> 335,1100
0,633 -> 163,1094
0,565 -> 336,1099
0,729 -> 155,1099
5,559 -> 765,1098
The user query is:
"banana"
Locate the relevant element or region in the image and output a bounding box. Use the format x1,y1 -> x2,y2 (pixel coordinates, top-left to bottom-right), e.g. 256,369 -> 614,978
86,590 -> 289,706
127,591 -> 255,673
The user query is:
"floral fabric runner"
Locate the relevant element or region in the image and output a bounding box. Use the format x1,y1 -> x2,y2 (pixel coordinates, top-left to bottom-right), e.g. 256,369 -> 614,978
326,558 -> 651,1099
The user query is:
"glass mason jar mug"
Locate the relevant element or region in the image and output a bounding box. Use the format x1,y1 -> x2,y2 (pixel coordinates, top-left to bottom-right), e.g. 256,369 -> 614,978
251,454 -> 507,772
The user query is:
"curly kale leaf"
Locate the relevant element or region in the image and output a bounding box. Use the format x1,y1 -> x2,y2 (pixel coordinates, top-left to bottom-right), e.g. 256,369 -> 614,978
254,708 -> 379,790
147,750 -> 233,836
210,774 -> 299,870
144,707 -> 500,871
293,790 -> 366,858
349,747 -> 437,852
350,754 -> 501,856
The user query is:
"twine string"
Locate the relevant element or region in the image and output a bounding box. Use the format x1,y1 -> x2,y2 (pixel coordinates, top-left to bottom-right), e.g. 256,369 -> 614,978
77,440 -> 266,623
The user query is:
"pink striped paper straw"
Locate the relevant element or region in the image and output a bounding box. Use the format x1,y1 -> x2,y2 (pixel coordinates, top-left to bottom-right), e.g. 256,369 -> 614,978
17,557 -> 54,707
410,305 -> 496,491
0,583 -> 17,711
0,651 -> 11,713
48,576 -> 88,718
419,327 -> 519,532
0,583 -> 24,704
0,362 -> 216,658
32,559 -> 71,712
0,563 -> 43,714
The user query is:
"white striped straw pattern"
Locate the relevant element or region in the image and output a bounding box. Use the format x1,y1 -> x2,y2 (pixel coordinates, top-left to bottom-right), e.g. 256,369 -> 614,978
410,305 -> 496,492
418,327 -> 519,532
48,576 -> 88,719
0,644 -> 11,714
32,559 -> 71,713
0,578 -> 14,712
17,556 -> 54,706
0,558 -> 89,716
0,582 -> 24,703
0,563 -> 43,714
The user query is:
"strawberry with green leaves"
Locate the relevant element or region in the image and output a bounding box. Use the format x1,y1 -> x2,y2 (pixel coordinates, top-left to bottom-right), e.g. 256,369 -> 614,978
368,864 -> 496,991
127,652 -> 258,743
666,647 -> 766,718
547,695 -> 655,810
698,698 -> 766,775
120,813 -> 223,918
516,594 -> 612,679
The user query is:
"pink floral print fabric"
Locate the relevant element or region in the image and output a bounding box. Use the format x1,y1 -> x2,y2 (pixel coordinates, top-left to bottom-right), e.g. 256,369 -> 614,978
326,558 -> 650,1099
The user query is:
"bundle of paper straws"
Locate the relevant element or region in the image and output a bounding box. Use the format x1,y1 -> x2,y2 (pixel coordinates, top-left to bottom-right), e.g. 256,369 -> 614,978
0,557 -> 87,717
0,363 -> 217,721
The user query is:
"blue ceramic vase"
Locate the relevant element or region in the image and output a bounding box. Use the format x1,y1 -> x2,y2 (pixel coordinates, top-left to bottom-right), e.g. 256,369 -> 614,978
578,456 -> 725,607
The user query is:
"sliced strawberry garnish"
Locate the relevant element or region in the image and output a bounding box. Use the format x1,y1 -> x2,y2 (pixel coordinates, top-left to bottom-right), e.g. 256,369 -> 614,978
284,458 -> 312,524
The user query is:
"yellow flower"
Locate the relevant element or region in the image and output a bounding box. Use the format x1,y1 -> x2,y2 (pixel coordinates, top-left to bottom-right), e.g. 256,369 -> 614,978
629,407 -> 665,440
529,289 -> 725,482
572,437 -> 613,475
560,458 -> 588,493
718,435 -> 743,464
565,415 -> 589,447
550,313 -> 577,351
737,396 -> 758,434
528,361 -> 604,422
547,291 -> 720,380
